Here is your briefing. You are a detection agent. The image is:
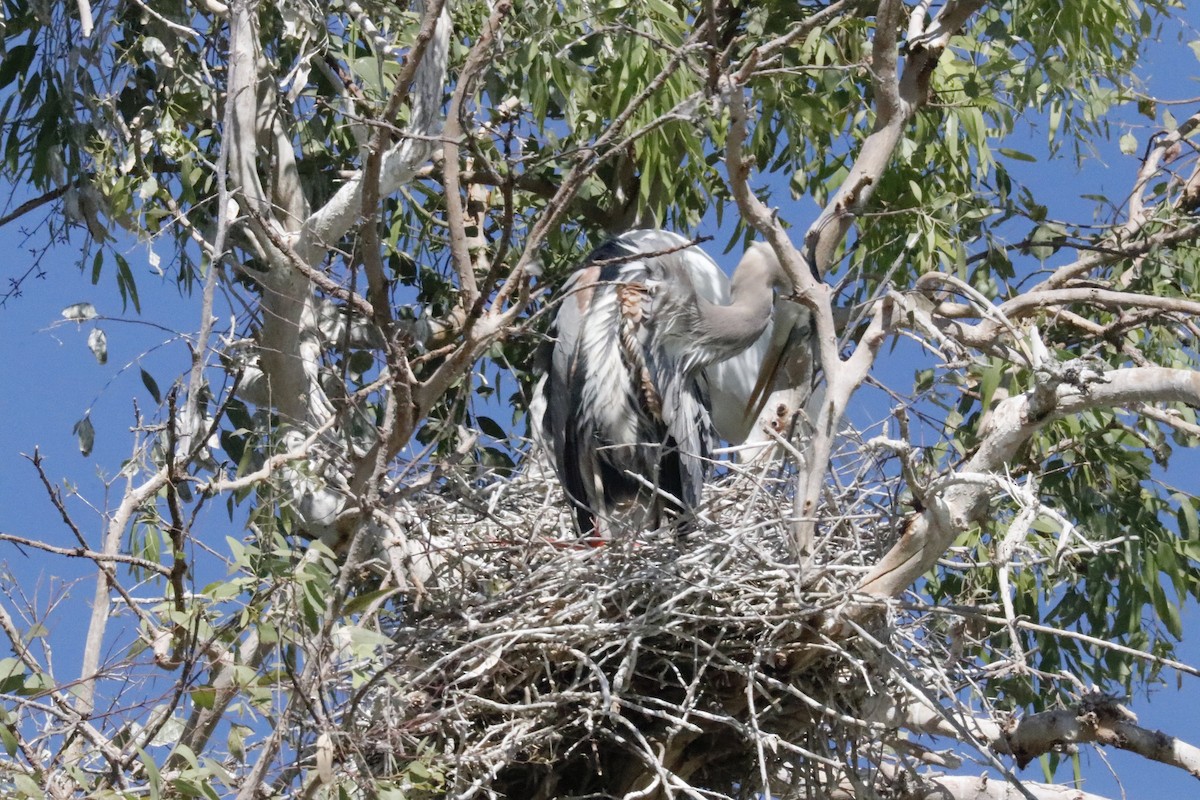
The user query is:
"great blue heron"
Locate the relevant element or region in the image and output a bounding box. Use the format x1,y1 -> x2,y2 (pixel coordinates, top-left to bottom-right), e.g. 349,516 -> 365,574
539,229 -> 810,539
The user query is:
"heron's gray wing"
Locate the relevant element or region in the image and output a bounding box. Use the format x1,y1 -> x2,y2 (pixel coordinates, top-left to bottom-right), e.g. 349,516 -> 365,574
543,239 -> 671,532
544,263 -> 610,532
649,353 -> 712,512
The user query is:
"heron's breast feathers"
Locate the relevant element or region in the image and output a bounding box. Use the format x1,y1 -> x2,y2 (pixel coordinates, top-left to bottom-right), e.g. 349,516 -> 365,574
615,281 -> 663,421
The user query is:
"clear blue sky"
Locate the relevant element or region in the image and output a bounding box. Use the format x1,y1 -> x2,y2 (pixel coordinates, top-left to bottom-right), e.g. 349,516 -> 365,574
1,7 -> 1199,797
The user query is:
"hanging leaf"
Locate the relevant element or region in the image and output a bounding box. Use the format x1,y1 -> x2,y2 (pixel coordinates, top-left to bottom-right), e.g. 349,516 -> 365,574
86,327 -> 107,365
141,368 -> 162,405
72,416 -> 95,457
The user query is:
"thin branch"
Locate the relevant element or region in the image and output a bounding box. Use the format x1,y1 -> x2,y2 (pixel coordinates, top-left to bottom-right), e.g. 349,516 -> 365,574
0,533 -> 172,577
0,184 -> 71,229
359,0 -> 449,324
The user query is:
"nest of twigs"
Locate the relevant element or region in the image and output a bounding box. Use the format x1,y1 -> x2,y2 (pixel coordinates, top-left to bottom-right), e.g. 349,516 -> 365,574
335,437 -> 910,798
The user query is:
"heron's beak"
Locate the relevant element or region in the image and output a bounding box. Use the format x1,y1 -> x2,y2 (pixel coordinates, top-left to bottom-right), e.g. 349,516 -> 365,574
745,301 -> 810,422
746,330 -> 790,423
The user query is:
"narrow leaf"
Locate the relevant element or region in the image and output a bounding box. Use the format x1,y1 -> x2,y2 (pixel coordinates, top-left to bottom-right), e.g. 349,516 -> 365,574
141,368 -> 162,405
0,717 -> 17,757
998,147 -> 1037,162
137,745 -> 162,800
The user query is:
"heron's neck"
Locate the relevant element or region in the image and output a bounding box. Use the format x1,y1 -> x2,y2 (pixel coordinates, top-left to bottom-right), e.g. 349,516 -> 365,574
695,284 -> 774,358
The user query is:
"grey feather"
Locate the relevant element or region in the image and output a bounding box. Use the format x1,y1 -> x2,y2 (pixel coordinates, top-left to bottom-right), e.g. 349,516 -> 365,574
540,229 -> 804,539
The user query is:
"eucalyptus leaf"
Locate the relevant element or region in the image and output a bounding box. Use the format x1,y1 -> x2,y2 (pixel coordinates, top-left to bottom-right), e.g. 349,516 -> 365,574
141,369 -> 162,405
72,416 -> 95,457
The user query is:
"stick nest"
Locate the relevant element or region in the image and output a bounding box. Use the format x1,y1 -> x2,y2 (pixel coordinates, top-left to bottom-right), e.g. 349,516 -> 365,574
335,440 -> 909,798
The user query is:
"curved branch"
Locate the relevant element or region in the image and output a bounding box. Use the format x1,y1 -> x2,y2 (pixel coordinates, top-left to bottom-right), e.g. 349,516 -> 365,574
998,286 -> 1200,320
802,0 -> 986,278
926,222 -> 1200,349
859,366 -> 1200,597
297,0 -> 451,262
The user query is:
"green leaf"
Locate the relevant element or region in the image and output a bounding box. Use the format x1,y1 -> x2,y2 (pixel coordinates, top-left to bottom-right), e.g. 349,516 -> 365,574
114,252 -> 141,314
0,715 -> 18,758
141,369 -> 162,405
342,624 -> 394,652
170,743 -> 199,770
1028,222 -> 1067,261
998,148 -> 1037,162
1118,132 -> 1137,155
344,588 -> 392,616
228,724 -> 250,762
12,773 -> 41,798
476,415 -> 506,439
0,44 -> 37,91
0,657 -> 25,687
22,671 -> 52,694
73,415 -> 95,457
190,687 -> 216,710
137,745 -> 162,800
1177,495 -> 1199,543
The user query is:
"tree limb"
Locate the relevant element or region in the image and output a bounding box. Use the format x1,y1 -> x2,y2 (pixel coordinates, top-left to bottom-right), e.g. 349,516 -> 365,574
859,366 -> 1200,597
442,0 -> 509,310
297,0 -> 451,262
802,0 -> 987,277
890,775 -> 1112,800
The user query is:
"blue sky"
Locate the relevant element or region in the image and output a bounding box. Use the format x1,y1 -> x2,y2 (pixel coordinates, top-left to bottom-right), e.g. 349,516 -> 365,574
1,5 -> 1199,796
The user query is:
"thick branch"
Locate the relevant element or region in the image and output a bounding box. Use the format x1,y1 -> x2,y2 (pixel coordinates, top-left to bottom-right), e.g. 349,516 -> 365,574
1002,704 -> 1200,778
892,776 -> 1112,800
72,461 -> 172,753
442,0 -> 510,309
897,691 -> 1200,785
859,366 -> 1200,596
227,0 -> 269,220
225,0 -> 327,423
297,0 -> 451,262
802,0 -> 986,277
